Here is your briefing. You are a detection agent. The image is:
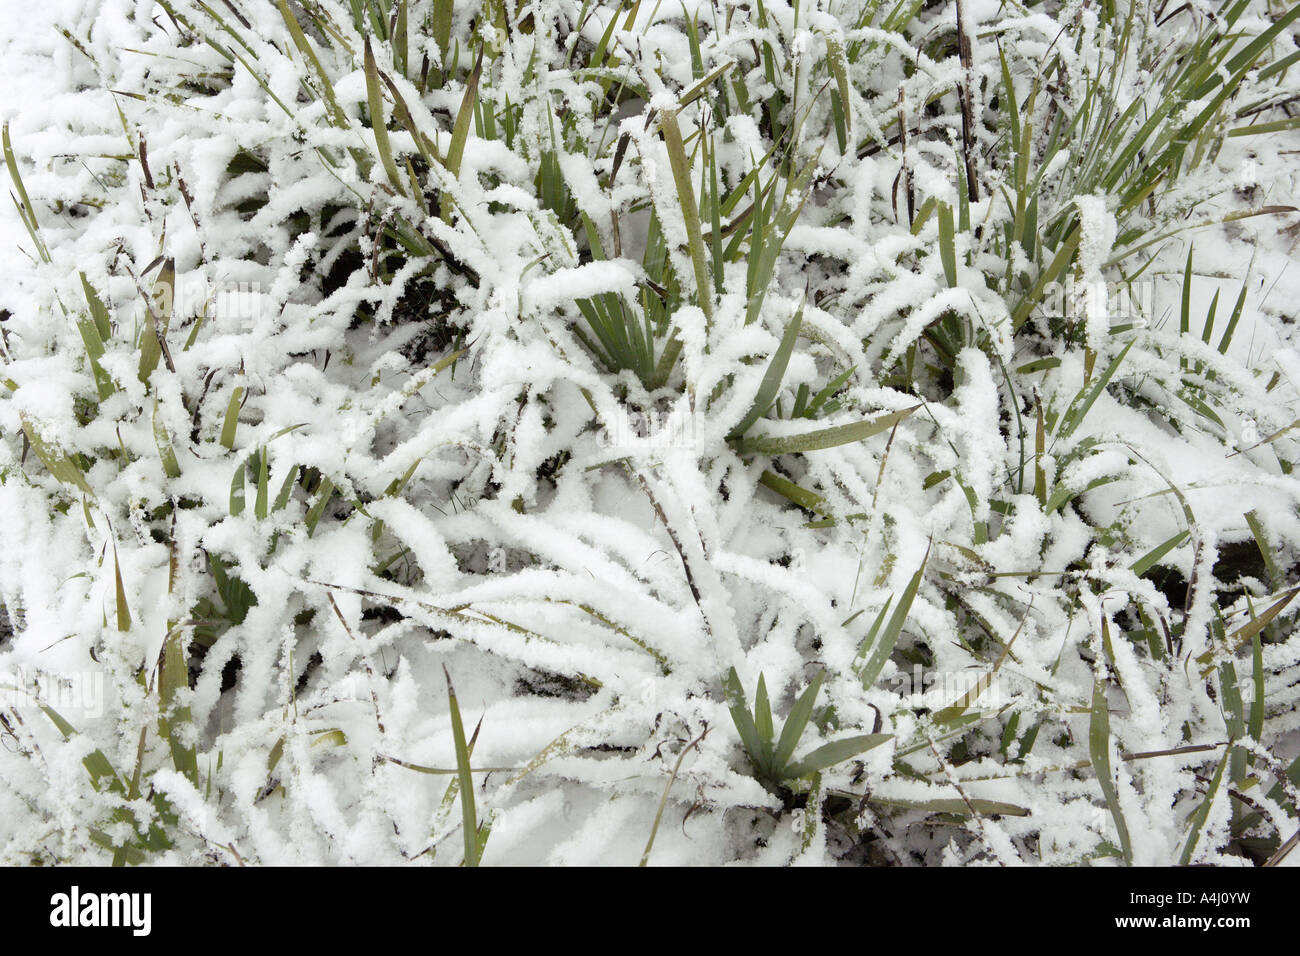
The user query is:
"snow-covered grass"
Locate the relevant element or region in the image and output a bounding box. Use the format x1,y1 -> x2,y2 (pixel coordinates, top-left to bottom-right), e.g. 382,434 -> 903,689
2,0 -> 1300,866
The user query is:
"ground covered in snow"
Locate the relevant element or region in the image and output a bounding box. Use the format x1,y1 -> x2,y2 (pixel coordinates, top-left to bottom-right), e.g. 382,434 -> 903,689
2,0 -> 1300,866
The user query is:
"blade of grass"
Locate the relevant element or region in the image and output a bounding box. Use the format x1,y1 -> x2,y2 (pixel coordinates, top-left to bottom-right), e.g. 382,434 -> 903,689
76,276 -> 115,400
112,542 -> 132,632
858,547 -> 928,689
1179,749 -> 1229,864
734,405 -> 918,456
365,37 -> 406,196
1129,529 -> 1189,577
443,665 -> 479,866
754,673 -> 774,751
723,667 -> 768,775
3,122 -> 50,263
158,626 -> 199,785
786,733 -> 891,778
152,401 -> 181,479
138,258 -> 175,384
659,109 -> 712,323
220,386 -> 244,450
938,202 -> 957,287
440,46 -> 482,220
730,298 -> 804,438
1090,677 -> 1133,864
772,668 -> 825,771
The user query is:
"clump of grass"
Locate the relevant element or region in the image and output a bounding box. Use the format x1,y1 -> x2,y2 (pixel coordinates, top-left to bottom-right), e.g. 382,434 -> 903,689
0,0 -> 1298,867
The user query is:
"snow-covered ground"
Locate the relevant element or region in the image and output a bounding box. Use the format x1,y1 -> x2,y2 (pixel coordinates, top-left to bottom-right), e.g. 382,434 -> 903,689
1,0 -> 1300,866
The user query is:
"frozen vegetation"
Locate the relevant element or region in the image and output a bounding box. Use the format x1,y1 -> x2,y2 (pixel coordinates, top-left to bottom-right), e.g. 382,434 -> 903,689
1,0 -> 1300,865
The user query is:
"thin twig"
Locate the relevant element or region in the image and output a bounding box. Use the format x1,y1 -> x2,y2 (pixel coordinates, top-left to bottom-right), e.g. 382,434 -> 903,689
955,0 -> 980,203
640,724 -> 709,866
326,591 -> 385,738
1264,828 -> 1299,867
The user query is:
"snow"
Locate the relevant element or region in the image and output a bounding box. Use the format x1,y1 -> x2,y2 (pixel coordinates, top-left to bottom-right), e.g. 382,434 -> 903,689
0,0 -> 1298,869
